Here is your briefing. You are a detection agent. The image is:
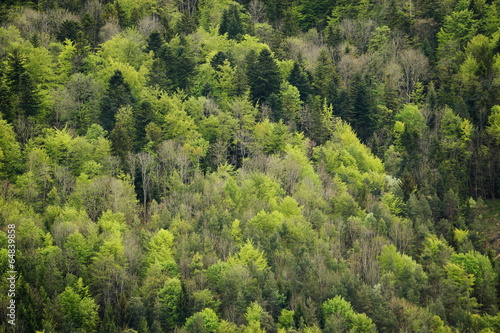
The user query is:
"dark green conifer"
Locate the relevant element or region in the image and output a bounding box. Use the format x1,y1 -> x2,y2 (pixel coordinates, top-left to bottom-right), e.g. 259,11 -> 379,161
100,70 -> 134,132
247,48 -> 282,104
288,61 -> 312,101
219,5 -> 244,40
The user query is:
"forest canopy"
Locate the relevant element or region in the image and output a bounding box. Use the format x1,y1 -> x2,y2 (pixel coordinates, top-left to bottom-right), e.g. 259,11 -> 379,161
0,0 -> 500,332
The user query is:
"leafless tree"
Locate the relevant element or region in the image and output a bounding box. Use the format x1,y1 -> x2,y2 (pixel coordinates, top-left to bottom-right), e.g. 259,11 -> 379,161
177,0 -> 198,16
249,0 -> 266,24
399,48 -> 429,102
138,15 -> 162,38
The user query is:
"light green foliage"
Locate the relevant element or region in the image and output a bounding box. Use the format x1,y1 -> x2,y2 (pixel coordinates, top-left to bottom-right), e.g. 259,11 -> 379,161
88,52 -> 149,97
420,234 -> 454,267
58,278 -> 99,333
247,210 -> 285,233
487,105 -> 500,144
444,262 -> 478,310
185,308 -> 220,332
25,45 -> 57,89
253,119 -> 292,154
368,25 -> 391,53
0,117 -> 21,177
158,277 -> 182,329
275,196 -> 302,217
65,231 -> 93,267
322,296 -> 375,332
192,289 -> 221,313
280,81 -> 302,124
148,228 -> 176,268
452,251 -> 498,312
245,302 -> 264,324
98,30 -> 151,70
438,9 -> 478,49
229,240 -> 268,271
395,104 -> 426,135
379,244 -> 428,304
1,1 -> 500,332
278,309 -> 295,329
58,40 -> 77,79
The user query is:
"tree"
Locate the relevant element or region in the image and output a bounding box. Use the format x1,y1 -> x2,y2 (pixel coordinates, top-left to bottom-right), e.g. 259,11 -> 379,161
219,5 -> 245,40
110,106 -> 136,162
100,70 -> 135,132
313,49 -> 337,103
4,50 -> 41,123
378,244 -> 428,305
350,73 -> 376,142
398,49 -> 429,103
57,20 -> 82,43
184,308 -> 220,333
158,277 -> 182,330
0,116 -> 22,178
247,48 -> 282,104
58,278 -> 99,333
149,37 -> 196,92
288,61 -> 312,101
322,296 -> 375,332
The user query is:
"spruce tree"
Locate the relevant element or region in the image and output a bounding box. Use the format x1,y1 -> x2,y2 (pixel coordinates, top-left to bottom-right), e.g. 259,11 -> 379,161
149,39 -> 195,92
100,70 -> 134,132
219,5 -> 244,40
288,61 -> 311,101
350,74 -> 376,142
5,50 -> 41,121
146,32 -> 164,54
247,48 -> 282,104
313,49 -> 337,104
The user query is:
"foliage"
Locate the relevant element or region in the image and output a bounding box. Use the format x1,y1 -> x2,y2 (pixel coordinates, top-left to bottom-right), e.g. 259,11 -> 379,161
0,1 -> 499,332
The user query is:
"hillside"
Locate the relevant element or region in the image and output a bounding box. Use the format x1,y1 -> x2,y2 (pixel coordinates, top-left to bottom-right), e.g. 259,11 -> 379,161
0,1 -> 499,332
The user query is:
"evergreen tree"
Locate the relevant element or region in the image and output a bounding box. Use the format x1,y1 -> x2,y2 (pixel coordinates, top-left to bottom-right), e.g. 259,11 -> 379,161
288,61 -> 312,101
219,5 -> 245,40
146,32 -> 164,54
313,49 -> 337,105
100,70 -> 134,132
4,50 -> 41,122
56,20 -> 82,43
247,48 -> 282,104
149,38 -> 195,92
350,74 -> 376,142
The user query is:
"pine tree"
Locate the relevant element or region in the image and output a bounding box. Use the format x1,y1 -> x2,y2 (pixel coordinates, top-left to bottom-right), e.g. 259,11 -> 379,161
350,74 -> 376,142
146,32 -> 164,54
219,5 -> 245,40
100,70 -> 134,132
5,50 -> 41,121
288,61 -> 312,101
313,49 -> 337,104
56,20 -> 82,43
247,48 -> 282,104
149,38 -> 195,92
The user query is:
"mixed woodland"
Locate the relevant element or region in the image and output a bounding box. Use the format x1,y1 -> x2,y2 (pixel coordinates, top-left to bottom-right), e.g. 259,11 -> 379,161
1,0 -> 500,332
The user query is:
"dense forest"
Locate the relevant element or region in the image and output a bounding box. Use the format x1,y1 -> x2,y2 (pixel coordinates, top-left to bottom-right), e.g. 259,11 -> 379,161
0,0 -> 500,332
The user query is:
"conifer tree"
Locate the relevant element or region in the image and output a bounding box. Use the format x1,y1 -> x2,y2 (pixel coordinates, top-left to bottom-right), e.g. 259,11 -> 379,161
5,50 -> 41,121
219,5 -> 245,40
351,74 -> 376,142
313,49 -> 337,105
100,70 -> 134,132
247,48 -> 282,104
288,61 -> 311,101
